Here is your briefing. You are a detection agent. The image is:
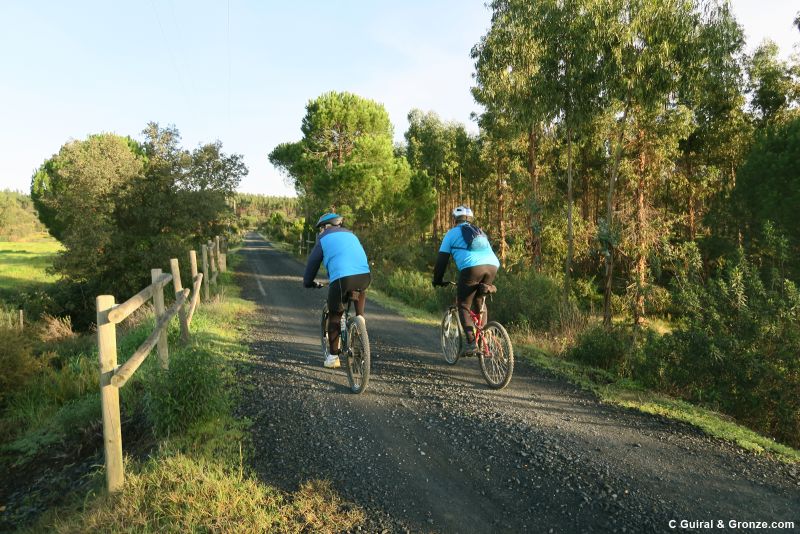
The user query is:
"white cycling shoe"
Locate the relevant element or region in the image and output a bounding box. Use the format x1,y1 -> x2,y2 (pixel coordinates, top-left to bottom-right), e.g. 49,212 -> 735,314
324,354 -> 341,369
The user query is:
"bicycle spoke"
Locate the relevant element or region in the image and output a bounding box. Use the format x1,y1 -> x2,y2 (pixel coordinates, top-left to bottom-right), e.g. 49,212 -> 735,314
479,323 -> 514,389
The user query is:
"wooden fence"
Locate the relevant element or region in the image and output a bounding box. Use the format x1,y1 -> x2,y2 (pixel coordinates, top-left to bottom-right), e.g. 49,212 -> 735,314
96,236 -> 227,493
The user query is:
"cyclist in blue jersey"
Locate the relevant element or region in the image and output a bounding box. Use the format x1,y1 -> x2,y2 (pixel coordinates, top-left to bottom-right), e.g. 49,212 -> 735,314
304,212 -> 371,369
433,206 -> 500,354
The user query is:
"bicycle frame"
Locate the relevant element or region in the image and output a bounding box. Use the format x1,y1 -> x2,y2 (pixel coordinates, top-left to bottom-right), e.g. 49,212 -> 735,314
449,293 -> 489,355
340,299 -> 353,351
339,289 -> 364,354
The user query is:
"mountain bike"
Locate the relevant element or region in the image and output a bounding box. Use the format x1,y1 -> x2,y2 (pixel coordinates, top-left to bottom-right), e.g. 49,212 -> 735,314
439,281 -> 514,389
320,288 -> 371,394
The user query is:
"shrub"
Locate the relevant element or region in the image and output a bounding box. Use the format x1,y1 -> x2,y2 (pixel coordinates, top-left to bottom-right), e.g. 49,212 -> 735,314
635,243 -> 800,447
37,314 -> 76,343
491,270 -> 562,330
568,324 -> 632,371
373,268 -> 447,314
0,326 -> 43,404
144,347 -> 229,437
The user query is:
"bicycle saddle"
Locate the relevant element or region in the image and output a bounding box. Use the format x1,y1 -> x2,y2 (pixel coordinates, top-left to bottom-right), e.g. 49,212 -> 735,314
477,283 -> 497,295
349,288 -> 365,300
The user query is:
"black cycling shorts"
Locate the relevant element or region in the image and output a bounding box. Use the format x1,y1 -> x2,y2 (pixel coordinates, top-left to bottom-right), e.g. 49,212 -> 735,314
328,273 -> 371,314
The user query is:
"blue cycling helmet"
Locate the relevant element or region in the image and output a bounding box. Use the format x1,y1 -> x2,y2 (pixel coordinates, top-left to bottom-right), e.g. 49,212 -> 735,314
316,212 -> 343,228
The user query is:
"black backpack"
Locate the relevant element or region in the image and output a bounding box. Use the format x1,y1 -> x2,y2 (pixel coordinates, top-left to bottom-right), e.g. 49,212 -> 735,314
458,224 -> 491,251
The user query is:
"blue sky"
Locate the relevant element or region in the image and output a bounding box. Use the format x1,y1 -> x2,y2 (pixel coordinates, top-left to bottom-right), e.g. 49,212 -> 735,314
1,1 -> 798,196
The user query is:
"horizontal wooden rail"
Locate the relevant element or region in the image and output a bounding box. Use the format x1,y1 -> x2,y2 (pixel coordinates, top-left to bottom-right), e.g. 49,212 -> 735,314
98,238 -> 226,493
111,288 -> 190,388
187,273 -> 203,325
108,273 -> 173,324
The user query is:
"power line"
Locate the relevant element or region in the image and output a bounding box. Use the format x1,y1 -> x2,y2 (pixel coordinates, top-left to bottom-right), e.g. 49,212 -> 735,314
149,0 -> 191,110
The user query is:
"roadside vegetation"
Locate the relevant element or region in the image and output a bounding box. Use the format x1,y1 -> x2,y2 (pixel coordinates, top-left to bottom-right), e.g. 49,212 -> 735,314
1,249 -> 362,532
0,124 -> 360,529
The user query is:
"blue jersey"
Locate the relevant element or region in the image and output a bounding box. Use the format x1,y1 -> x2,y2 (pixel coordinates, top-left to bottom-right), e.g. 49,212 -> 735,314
304,226 -> 370,284
439,223 -> 500,271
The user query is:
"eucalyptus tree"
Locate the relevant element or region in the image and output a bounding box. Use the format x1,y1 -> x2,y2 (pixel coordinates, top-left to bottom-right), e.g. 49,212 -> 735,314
746,40 -> 797,124
472,0 -> 556,266
596,0 -> 710,326
405,110 -> 481,239
405,110 -> 450,238
535,0 -> 607,297
676,2 -> 748,241
475,0 -> 608,294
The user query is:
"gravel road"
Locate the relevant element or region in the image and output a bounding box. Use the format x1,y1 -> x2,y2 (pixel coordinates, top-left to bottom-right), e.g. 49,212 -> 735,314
235,233 -> 799,533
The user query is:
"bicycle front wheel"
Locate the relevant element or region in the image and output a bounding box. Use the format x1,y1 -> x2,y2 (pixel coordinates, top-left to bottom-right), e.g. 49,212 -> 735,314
440,307 -> 461,365
346,315 -> 370,394
320,304 -> 330,359
478,321 -> 514,390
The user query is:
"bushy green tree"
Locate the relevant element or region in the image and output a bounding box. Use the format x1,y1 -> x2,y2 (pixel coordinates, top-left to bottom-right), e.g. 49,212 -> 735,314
642,243 -> 800,446
31,134 -> 146,287
732,116 -> 800,279
269,92 -> 435,252
747,40 -> 796,123
30,124 -> 245,325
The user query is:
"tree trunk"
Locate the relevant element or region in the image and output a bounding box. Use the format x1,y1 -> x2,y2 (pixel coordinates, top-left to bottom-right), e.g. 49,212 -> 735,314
633,128 -> 647,328
497,162 -> 507,264
434,185 -> 441,240
527,124 -> 542,269
565,126 -> 574,299
603,100 -> 630,327
688,183 -> 696,241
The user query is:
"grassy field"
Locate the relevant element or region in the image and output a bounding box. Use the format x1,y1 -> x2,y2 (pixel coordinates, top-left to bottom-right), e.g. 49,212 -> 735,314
0,237 -> 61,298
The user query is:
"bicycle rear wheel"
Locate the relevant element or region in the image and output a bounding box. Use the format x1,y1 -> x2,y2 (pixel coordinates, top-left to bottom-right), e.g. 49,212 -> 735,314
478,321 -> 514,389
440,307 -> 461,365
345,315 -> 370,394
320,304 -> 330,359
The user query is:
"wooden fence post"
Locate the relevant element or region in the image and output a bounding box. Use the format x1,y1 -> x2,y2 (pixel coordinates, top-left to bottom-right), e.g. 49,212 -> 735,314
208,240 -> 217,285
201,244 -> 210,300
151,269 -> 169,369
97,294 -> 123,493
214,236 -> 222,274
170,258 -> 190,343
18,305 -> 23,331
215,236 -> 225,273
189,250 -> 199,293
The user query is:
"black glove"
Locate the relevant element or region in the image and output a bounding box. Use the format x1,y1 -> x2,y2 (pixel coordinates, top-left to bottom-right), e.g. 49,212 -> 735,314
304,281 -> 324,289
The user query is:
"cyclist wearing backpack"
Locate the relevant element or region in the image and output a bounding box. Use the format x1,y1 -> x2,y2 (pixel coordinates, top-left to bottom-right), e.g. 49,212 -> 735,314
304,212 -> 371,369
433,206 -> 500,354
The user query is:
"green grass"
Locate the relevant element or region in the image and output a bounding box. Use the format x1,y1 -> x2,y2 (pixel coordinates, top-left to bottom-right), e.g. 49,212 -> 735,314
11,248 -> 364,533
368,289 -> 440,326
519,344 -> 800,463
0,237 -> 61,297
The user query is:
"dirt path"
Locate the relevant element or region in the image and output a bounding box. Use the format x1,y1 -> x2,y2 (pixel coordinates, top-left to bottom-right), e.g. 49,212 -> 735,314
235,234 -> 798,533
